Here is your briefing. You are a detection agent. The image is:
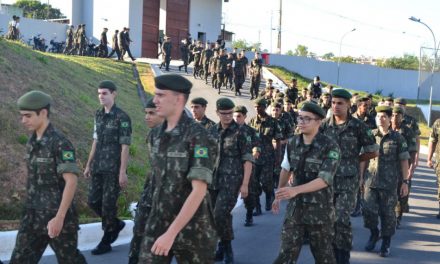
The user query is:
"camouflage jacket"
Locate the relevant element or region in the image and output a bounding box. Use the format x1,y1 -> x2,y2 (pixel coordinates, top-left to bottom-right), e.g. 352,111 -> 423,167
365,129 -> 410,191
209,121 -> 254,189
277,113 -> 294,139
285,87 -> 298,103
429,119 -> 440,160
321,115 -> 378,177
92,104 -> 132,174
249,113 -> 283,164
352,112 -> 376,129
201,48 -> 213,65
393,125 -> 417,153
241,123 -> 261,153
402,114 -> 421,136
250,58 -> 262,76
145,113 -> 215,241
25,123 -> 80,211
214,55 -> 228,73
198,115 -> 216,130
285,132 -> 340,224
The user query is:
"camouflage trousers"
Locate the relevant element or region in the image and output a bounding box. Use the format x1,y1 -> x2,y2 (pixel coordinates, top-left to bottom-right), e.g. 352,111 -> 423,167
88,172 -> 121,233
255,160 -> 275,196
215,72 -> 225,90
363,187 -> 397,237
244,166 -> 259,212
273,206 -> 335,264
250,75 -> 261,98
129,185 -> 152,263
210,175 -> 242,240
333,175 -> 357,251
436,165 -> 440,201
138,233 -> 216,263
9,209 -> 87,264
395,180 -> 411,217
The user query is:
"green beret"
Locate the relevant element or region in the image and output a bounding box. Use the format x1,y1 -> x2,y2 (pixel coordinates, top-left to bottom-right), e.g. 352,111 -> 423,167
233,105 -> 248,114
154,74 -> 192,94
392,106 -> 404,114
375,105 -> 392,116
190,97 -> 208,106
145,97 -> 156,108
300,102 -> 326,119
357,96 -> 369,103
216,97 -> 235,110
254,97 -> 267,107
99,80 -> 117,91
394,97 -> 407,105
17,90 -> 52,110
332,89 -> 352,99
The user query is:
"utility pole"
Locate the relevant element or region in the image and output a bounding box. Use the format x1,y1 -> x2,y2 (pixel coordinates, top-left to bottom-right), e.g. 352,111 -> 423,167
277,0 -> 282,54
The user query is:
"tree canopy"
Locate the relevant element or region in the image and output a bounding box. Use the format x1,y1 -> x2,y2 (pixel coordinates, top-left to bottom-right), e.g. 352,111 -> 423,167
13,0 -> 65,20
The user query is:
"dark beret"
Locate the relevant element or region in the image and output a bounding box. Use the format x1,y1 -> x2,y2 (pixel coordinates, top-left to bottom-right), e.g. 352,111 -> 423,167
233,105 -> 248,114
332,89 -> 352,99
145,98 -> 156,108
216,98 -> 235,110
154,74 -> 192,94
375,105 -> 392,116
99,80 -> 117,91
190,97 -> 208,106
357,96 -> 370,103
300,102 -> 326,119
254,97 -> 267,107
271,102 -> 282,108
394,97 -> 407,105
17,90 -> 52,110
392,106 -> 404,114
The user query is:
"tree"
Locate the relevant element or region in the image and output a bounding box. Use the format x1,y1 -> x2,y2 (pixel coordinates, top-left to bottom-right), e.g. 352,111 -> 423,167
232,39 -> 249,50
381,54 -> 419,70
285,50 -> 294,56
294,45 -> 308,56
322,52 -> 335,60
13,0 -> 65,20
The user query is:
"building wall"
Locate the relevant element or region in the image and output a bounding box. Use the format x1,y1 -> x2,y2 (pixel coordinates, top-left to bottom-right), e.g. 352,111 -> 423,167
128,0 -> 144,57
189,0 -> 222,43
166,0 -> 190,57
142,0 -> 160,57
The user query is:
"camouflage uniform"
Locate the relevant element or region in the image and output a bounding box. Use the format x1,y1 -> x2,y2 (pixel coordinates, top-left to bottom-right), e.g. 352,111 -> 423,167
139,114 -> 216,263
363,129 -> 409,237
214,54 -> 228,92
249,113 -> 283,210
199,115 -> 216,130
429,119 -> 440,203
352,112 -> 376,129
10,124 -> 86,264
209,121 -> 254,240
63,27 -> 74,54
321,116 -> 378,252
161,41 -> 172,71
393,125 -> 417,219
285,86 -> 299,104
402,114 -> 421,137
234,57 -> 246,95
88,104 -> 132,235
201,48 -> 214,82
250,58 -> 263,99
274,114 -> 294,186
274,133 -> 340,264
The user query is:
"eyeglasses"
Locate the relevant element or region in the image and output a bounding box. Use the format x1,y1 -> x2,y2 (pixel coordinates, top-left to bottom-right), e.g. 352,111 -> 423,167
218,111 -> 233,116
296,116 -> 319,124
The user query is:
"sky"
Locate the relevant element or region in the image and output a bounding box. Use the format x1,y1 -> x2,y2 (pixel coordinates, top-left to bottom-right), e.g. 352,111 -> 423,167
2,0 -> 440,58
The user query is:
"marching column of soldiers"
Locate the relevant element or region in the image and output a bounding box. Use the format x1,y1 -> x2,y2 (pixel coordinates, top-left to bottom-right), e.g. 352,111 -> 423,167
8,64 -> 438,264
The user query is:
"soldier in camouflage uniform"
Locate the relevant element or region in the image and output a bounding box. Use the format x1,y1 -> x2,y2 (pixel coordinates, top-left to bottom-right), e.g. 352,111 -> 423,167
178,39 -> 189,73
190,97 -> 216,129
285,78 -> 299,104
192,41 -> 204,78
363,106 -> 410,257
391,106 -> 417,228
321,89 -> 379,264
427,118 -> 440,219
84,80 -> 132,255
78,24 -> 87,56
320,92 -> 332,115
138,74 -> 216,263
10,91 -> 86,264
128,98 -> 164,264
273,102 -> 340,264
233,105 -> 262,227
283,98 -> 298,130
394,98 -> 420,166
249,98 -> 283,214
200,43 -> 214,84
161,36 -> 172,71
63,25 -> 74,54
209,98 -> 254,264
250,52 -> 263,100
213,49 -> 228,94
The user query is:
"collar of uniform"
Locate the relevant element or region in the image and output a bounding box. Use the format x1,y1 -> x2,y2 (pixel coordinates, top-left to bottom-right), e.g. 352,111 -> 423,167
99,104 -> 117,116
29,122 -> 54,147
295,132 -> 323,149
328,113 -> 354,127
160,112 -> 189,136
373,128 -> 392,138
217,120 -> 238,133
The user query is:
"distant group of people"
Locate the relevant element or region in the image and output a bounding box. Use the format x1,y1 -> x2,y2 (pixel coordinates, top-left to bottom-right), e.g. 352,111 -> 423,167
5,15 -> 21,40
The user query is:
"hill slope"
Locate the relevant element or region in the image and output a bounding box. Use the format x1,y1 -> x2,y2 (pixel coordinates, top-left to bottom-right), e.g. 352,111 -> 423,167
0,40 -> 150,222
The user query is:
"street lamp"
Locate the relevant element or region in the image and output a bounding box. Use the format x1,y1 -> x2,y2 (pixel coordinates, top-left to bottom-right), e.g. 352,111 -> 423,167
409,16 -> 437,126
336,28 -> 356,86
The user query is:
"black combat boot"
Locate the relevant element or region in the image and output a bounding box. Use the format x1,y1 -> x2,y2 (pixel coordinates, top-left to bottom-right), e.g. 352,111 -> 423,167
244,209 -> 253,227
379,236 -> 391,257
215,241 -> 224,261
253,199 -> 262,216
223,240 -> 234,264
365,228 -> 380,252
340,249 -> 351,264
110,219 -> 126,243
91,238 -> 112,255
265,191 -> 274,211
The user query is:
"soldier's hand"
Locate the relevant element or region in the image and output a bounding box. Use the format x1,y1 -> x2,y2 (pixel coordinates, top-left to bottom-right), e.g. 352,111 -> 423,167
119,172 -> 128,189
276,187 -> 298,200
400,183 -> 409,197
47,216 -> 64,239
252,151 -> 260,159
427,160 -> 434,168
240,184 -> 249,198
151,231 -> 176,256
272,199 -> 280,214
83,166 -> 91,178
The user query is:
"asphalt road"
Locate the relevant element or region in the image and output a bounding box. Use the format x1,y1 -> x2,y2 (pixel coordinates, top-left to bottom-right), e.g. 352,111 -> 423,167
6,62 -> 440,264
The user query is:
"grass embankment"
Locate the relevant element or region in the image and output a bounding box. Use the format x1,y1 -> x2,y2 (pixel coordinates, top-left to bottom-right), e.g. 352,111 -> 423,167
267,65 -> 430,145
0,40 -> 154,229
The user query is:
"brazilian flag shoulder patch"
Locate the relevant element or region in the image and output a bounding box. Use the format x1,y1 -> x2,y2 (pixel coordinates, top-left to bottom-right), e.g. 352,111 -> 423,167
194,146 -> 208,158
62,150 -> 75,161
328,150 -> 339,160
367,129 -> 373,136
121,121 -> 129,128
402,142 -> 408,148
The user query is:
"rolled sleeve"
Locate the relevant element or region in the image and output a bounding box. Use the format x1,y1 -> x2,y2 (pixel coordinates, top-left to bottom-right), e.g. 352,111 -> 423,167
363,144 -> 379,153
187,167 -> 213,184
399,151 -> 410,160
119,136 -> 131,145
241,153 -> 254,163
57,163 -> 81,176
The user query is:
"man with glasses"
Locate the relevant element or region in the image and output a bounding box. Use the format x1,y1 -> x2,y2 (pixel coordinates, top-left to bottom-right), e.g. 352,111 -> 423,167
273,102 -> 340,264
209,98 -> 253,264
321,89 -> 379,264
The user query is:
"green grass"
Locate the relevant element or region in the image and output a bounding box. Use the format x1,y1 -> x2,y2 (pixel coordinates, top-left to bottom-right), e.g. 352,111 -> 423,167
0,40 -> 151,224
